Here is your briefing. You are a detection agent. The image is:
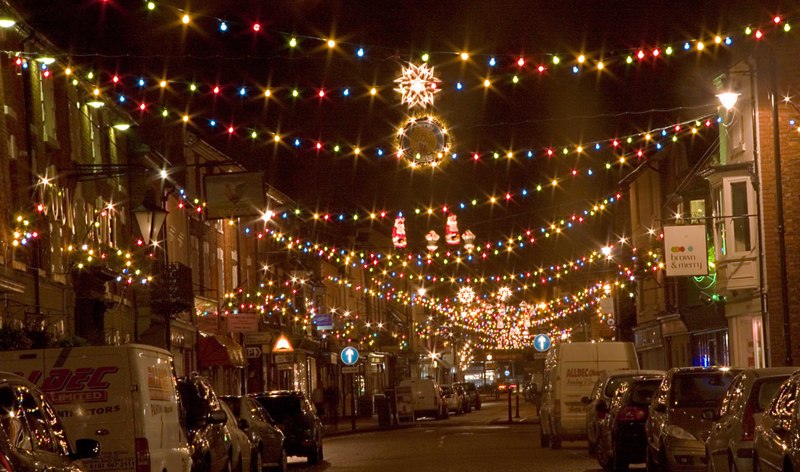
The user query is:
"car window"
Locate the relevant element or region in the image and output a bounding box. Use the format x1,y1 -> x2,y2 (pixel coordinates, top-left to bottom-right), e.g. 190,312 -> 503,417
17,386 -> 65,454
753,377 -> 790,413
441,386 -> 453,395
671,372 -> 737,408
0,384 -> 33,451
605,377 -> 631,398
768,380 -> 797,418
720,375 -> 744,416
628,380 -> 662,406
610,383 -> 628,409
246,398 -> 267,422
222,397 -> 241,417
256,396 -> 302,422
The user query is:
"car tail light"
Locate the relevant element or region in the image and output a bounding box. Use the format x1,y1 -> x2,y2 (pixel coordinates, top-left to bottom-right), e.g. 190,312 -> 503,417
0,452 -> 14,472
135,437 -> 151,472
742,404 -> 755,441
617,406 -> 647,422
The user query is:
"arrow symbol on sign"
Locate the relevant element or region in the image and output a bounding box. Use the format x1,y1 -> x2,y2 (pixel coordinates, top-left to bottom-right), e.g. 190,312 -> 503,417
345,349 -> 354,363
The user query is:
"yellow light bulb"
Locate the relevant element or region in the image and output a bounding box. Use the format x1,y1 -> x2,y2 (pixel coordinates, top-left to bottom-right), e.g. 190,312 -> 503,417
182,14 -> 190,24
578,54 -> 586,63
483,79 -> 491,87
460,52 -> 469,61
327,39 -> 336,48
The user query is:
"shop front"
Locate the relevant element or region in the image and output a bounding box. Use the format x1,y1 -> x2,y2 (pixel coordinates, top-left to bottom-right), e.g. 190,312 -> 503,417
197,331 -> 246,395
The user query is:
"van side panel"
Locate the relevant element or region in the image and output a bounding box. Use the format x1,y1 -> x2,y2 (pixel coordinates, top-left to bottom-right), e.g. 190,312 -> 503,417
0,347 -> 137,471
132,347 -> 190,472
547,342 -> 639,439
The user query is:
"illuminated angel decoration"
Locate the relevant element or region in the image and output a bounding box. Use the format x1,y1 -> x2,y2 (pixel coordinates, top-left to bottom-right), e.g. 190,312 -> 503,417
395,63 -> 441,109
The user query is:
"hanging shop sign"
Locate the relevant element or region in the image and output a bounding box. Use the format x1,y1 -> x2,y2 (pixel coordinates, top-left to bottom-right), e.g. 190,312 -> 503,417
227,312 -> 259,332
204,171 -> 266,219
663,225 -> 709,277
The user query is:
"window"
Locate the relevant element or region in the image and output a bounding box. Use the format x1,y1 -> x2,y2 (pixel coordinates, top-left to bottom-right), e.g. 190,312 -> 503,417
217,248 -> 225,296
689,199 -> 706,223
38,65 -> 57,143
712,186 -> 726,257
768,381 -> 797,419
730,181 -> 752,252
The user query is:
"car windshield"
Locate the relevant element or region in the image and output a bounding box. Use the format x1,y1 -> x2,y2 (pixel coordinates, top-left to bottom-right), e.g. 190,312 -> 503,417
628,379 -> 662,406
456,383 -> 476,392
441,386 -> 453,395
255,396 -> 302,422
753,377 -> 790,412
672,372 -> 736,408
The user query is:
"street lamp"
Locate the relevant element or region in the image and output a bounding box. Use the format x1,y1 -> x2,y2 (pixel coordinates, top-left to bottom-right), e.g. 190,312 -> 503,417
716,92 -> 740,111
132,201 -> 170,351
132,202 -> 168,246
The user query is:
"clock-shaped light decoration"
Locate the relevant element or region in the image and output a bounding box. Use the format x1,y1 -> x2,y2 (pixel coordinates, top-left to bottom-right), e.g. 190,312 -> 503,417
395,62 -> 441,109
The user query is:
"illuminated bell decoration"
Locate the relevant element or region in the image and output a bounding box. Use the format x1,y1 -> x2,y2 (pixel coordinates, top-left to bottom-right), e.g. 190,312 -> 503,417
461,230 -> 476,251
396,115 -> 451,166
392,216 -> 407,248
445,213 -> 460,245
425,230 -> 440,252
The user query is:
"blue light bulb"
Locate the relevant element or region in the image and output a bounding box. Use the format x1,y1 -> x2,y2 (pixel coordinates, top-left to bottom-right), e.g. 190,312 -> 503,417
219,21 -> 228,32
356,48 -> 365,57
456,82 -> 463,90
489,57 -> 496,67
343,88 -> 350,96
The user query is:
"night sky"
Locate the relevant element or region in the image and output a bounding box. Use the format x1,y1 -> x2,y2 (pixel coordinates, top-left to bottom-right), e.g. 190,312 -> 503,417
13,0 -> 788,291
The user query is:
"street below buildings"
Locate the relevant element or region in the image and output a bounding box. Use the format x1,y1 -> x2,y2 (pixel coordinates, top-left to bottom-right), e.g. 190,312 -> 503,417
288,399 -> 616,472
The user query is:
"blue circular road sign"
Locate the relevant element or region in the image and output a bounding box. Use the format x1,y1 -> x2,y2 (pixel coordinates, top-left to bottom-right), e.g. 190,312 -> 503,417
533,334 -> 552,352
340,346 -> 359,366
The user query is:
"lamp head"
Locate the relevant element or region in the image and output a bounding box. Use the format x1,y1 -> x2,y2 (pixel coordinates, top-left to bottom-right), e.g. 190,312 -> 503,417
717,92 -> 740,111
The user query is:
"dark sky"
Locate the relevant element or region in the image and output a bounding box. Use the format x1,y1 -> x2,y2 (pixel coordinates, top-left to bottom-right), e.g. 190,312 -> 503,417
13,0 -> 789,289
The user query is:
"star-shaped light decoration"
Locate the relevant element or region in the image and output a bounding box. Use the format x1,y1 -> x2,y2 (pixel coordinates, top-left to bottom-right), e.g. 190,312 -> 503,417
457,286 -> 475,305
395,63 -> 441,108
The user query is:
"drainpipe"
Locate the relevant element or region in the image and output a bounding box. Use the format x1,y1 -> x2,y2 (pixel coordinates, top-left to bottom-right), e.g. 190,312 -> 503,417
766,50 -> 792,366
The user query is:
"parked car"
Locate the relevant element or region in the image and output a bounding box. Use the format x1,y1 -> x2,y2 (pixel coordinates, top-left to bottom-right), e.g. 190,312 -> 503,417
454,384 -> 471,413
177,375 -> 233,472
754,370 -> 800,472
0,344 -> 192,472
219,401 -> 251,472
706,367 -> 795,472
454,382 -> 482,410
220,395 -> 287,472
0,371 -> 100,472
583,369 -> 664,455
645,367 -> 739,471
595,375 -> 664,471
396,378 -> 448,420
249,391 -> 324,465
540,341 -> 640,449
441,385 -> 463,415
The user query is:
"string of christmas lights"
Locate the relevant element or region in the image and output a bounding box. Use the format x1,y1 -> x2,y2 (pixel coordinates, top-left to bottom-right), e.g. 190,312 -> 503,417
80,3 -> 795,77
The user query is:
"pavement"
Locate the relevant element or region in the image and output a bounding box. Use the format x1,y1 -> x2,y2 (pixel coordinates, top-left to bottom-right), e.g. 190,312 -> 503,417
323,394 -> 539,436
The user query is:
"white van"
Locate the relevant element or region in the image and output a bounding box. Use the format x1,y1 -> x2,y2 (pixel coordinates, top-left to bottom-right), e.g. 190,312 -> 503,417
538,341 -> 639,449
0,344 -> 192,472
396,378 -> 448,420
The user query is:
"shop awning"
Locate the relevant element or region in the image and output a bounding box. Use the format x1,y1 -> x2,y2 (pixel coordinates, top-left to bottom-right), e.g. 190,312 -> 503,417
197,332 -> 245,368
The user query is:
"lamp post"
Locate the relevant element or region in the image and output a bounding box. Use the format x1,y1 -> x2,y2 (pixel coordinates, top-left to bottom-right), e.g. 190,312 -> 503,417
132,202 -> 169,349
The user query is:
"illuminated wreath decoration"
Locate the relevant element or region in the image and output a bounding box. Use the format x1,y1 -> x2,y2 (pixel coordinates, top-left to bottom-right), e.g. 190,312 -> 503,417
395,115 -> 452,167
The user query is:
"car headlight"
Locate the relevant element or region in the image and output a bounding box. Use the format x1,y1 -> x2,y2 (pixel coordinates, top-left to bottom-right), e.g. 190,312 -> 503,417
664,425 -> 697,441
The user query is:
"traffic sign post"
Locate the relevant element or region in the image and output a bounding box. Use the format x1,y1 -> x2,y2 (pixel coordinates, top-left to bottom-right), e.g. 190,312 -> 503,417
533,334 -> 552,352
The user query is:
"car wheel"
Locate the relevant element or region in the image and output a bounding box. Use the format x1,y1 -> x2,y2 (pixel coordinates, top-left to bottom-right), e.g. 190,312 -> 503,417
588,438 -> 596,456
659,447 -> 672,472
277,449 -> 287,472
251,450 -> 263,472
646,447 -> 658,472
550,434 -> 562,450
539,425 -> 550,448
234,454 -> 242,472
475,402 -> 481,411
307,441 -> 321,465
226,456 -> 234,472
727,450 -> 738,472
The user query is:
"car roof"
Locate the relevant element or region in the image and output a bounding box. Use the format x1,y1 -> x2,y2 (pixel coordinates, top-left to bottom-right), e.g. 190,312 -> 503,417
743,367 -> 798,378
603,369 -> 665,380
0,371 -> 37,390
669,366 -> 741,374
250,390 -> 306,398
